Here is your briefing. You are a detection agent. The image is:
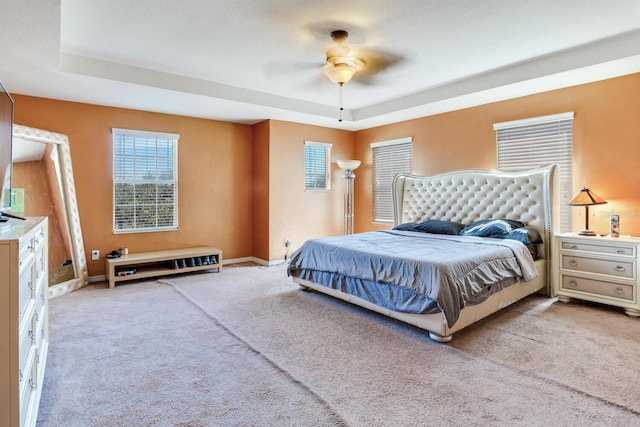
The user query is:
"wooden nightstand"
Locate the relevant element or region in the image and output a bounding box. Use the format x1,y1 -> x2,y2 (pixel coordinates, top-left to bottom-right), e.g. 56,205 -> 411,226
555,233 -> 640,317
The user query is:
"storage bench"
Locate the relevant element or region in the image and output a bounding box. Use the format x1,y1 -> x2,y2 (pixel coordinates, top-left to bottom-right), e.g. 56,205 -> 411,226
104,246 -> 222,288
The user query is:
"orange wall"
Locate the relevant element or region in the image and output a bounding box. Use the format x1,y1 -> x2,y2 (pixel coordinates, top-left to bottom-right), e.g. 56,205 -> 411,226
354,73 -> 640,237
267,120 -> 354,259
251,120 -> 270,261
13,95 -> 253,276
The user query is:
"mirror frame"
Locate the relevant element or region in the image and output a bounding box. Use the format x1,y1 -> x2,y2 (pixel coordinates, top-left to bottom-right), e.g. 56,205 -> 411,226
13,124 -> 88,298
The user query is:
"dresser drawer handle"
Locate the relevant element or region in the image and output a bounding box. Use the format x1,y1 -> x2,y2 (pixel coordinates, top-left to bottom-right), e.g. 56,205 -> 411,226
568,280 -> 578,287
615,265 -> 625,272
615,287 -> 625,294
19,369 -> 23,383
568,244 -> 578,249
569,260 -> 578,267
28,329 -> 35,340
28,378 -> 35,390
616,249 -> 625,254
28,281 -> 34,291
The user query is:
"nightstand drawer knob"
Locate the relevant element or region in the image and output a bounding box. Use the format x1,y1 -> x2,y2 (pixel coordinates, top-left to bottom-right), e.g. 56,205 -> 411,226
569,244 -> 578,249
615,287 -> 625,294
568,280 -> 578,287
615,266 -> 625,272
569,260 -> 578,267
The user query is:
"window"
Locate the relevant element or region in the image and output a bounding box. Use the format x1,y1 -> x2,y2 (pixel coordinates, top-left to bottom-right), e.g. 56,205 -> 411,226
112,128 -> 179,233
494,112 -> 573,232
304,141 -> 332,191
371,137 -> 412,223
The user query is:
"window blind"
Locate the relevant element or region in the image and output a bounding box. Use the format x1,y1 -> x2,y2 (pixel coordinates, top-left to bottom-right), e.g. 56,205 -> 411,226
113,128 -> 179,233
494,112 -> 573,232
371,137 -> 412,223
305,141 -> 331,191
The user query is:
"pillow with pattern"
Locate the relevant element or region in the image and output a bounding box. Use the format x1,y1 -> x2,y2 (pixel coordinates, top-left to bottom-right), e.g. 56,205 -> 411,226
459,219 -> 525,239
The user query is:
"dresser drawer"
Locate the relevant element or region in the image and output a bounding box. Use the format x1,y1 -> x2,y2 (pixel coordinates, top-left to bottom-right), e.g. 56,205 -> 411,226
19,236 -> 35,270
561,255 -> 634,279
19,315 -> 36,394
35,248 -> 46,294
19,263 -> 35,323
561,240 -> 636,257
34,227 -> 46,249
35,303 -> 46,349
561,275 -> 634,301
19,355 -> 38,427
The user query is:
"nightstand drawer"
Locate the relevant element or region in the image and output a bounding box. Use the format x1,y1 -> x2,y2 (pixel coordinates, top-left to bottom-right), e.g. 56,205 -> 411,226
561,255 -> 634,279
561,241 -> 635,257
561,275 -> 634,301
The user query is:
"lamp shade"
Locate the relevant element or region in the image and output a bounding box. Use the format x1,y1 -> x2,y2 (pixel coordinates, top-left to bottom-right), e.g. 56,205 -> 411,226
567,187 -> 607,236
337,160 -> 361,170
567,187 -> 607,206
324,63 -> 357,85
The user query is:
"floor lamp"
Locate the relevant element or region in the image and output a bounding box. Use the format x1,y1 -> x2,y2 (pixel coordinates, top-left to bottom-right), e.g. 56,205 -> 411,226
337,160 -> 361,235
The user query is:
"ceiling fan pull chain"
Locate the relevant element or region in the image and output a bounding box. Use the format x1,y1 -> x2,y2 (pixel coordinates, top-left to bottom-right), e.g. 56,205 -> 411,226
338,82 -> 343,122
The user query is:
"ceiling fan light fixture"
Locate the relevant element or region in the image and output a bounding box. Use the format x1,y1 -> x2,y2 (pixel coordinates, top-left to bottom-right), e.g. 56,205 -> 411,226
324,61 -> 358,85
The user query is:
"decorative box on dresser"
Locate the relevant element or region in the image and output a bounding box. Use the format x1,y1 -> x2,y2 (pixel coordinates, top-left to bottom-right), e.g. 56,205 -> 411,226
555,232 -> 640,317
0,217 -> 48,427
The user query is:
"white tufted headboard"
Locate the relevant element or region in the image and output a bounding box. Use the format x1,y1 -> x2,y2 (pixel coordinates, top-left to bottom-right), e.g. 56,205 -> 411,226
392,164 -> 556,261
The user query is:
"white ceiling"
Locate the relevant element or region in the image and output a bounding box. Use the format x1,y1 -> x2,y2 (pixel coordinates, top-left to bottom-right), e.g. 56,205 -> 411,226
2,0 -> 640,131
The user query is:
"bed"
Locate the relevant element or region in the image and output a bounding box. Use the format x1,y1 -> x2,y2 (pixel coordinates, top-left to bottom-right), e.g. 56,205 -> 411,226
288,164 -> 556,342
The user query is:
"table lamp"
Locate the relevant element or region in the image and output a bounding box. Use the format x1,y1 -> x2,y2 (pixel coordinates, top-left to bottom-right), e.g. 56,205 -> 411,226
567,187 -> 607,236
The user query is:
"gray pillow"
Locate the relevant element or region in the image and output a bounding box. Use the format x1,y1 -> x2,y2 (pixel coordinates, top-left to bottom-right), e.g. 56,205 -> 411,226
412,219 -> 465,235
393,219 -> 464,235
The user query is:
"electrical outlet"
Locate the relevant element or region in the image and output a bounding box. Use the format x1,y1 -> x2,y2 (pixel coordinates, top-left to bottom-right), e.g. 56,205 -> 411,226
285,239 -> 291,248
91,249 -> 100,260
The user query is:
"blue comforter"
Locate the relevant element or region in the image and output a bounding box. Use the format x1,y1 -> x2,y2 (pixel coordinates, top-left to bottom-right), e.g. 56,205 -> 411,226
288,230 -> 538,327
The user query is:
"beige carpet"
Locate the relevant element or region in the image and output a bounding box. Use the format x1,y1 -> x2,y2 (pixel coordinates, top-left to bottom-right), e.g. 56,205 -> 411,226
38,263 -> 640,426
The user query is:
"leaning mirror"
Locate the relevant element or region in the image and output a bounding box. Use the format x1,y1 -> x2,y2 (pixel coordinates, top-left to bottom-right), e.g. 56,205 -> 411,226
12,124 -> 88,298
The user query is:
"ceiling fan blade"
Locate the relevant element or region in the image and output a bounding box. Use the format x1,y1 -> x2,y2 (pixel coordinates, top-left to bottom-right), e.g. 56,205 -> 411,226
353,48 -> 405,80
263,61 -> 321,79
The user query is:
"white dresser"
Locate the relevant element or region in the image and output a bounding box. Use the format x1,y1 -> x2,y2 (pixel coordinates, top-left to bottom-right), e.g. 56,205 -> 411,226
555,232 -> 640,317
0,217 -> 48,427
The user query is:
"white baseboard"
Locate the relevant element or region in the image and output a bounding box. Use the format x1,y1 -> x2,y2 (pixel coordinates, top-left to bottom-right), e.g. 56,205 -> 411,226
89,275 -> 106,283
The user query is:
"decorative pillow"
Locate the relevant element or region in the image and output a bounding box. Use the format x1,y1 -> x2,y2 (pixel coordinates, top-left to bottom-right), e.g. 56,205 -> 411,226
504,227 -> 543,245
412,219 -> 465,235
459,219 -> 525,239
392,222 -> 416,231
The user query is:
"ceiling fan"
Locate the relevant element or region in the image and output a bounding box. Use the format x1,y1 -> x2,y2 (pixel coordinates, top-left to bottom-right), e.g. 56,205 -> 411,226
319,29 -> 403,121
322,30 -> 401,86
263,28 -> 403,87
263,28 -> 402,121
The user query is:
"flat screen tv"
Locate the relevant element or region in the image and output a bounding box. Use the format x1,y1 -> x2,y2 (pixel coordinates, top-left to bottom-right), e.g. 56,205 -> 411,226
0,81 -> 13,216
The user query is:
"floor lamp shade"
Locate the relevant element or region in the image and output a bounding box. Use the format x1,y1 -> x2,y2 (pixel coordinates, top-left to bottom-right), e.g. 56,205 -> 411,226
567,187 -> 607,236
